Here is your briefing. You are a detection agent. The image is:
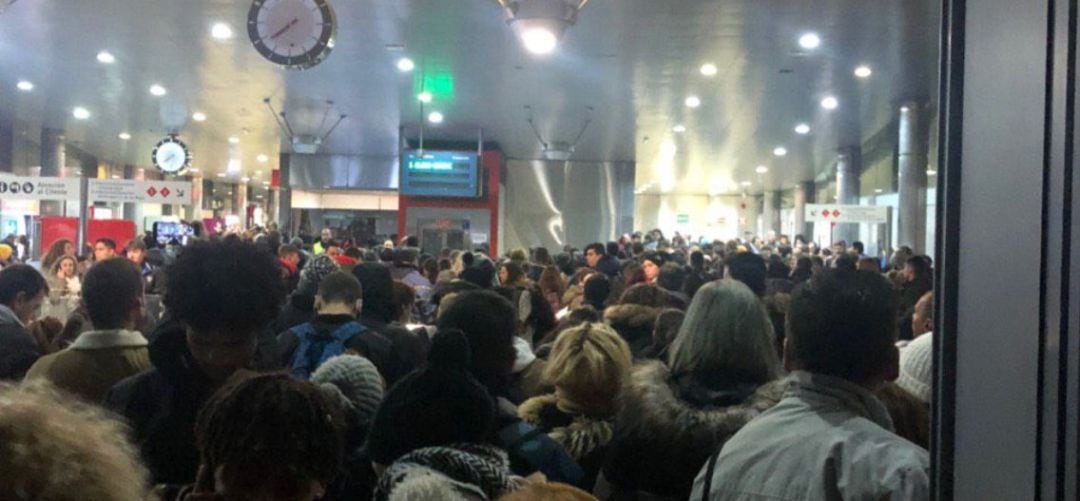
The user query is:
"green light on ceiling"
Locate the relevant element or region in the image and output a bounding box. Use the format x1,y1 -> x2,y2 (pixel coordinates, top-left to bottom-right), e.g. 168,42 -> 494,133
412,68 -> 455,104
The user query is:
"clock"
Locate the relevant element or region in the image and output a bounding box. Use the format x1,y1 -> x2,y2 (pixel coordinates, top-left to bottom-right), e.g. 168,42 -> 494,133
151,136 -> 191,175
247,0 -> 337,70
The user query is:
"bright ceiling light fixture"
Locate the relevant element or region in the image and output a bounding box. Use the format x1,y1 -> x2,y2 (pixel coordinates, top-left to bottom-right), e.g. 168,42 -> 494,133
428,111 -> 444,124
875,188 -> 884,193
854,65 -> 873,78
118,132 -> 131,140
927,168 -> 938,176
397,57 -> 415,72
211,22 -> 234,40
417,92 -> 433,103
821,96 -> 839,110
257,154 -> 269,163
795,123 -> 811,135
755,165 -> 768,174
672,124 -> 686,133
700,63 -> 718,76
16,80 -> 33,91
217,173 -> 227,178
498,0 -> 589,56
241,176 -> 251,182
798,32 -> 821,49
149,84 -> 167,96
741,181 -> 753,187
192,112 -> 207,122
72,107 -> 90,120
773,146 -> 788,157
228,136 -> 240,144
684,96 -> 702,108
96,50 -> 116,64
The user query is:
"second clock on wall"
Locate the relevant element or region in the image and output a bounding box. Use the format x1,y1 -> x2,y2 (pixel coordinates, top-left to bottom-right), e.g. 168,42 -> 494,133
247,0 -> 336,70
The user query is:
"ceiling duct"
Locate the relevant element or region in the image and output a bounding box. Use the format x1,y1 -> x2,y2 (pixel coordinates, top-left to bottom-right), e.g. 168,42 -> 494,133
494,0 -> 590,54
264,98 -> 347,155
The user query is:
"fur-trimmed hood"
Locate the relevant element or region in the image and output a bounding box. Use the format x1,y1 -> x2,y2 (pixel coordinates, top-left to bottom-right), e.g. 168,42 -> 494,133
603,304 -> 662,355
518,394 -> 614,461
602,360 -> 785,498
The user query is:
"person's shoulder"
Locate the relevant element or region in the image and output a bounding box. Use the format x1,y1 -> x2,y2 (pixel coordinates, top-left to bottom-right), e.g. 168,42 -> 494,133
104,367 -> 163,412
24,350 -> 62,379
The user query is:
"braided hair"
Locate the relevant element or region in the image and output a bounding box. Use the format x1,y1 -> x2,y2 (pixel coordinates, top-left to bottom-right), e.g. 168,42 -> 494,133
195,372 -> 345,498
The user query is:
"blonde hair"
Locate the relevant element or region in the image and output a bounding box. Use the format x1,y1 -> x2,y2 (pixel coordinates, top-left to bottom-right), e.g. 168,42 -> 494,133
544,322 -> 632,416
0,381 -> 153,500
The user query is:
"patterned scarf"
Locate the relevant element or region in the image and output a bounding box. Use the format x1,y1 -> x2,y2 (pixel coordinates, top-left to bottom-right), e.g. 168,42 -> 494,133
375,443 -> 525,500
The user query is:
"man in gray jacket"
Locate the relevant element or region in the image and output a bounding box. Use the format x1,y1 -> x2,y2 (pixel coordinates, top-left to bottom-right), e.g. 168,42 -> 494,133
691,269 -> 929,500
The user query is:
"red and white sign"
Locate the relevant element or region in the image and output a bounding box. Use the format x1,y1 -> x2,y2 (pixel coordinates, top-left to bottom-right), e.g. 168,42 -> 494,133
805,204 -> 888,224
89,179 -> 193,204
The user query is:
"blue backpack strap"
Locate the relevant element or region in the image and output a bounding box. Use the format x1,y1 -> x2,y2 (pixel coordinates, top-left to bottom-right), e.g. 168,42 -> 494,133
288,323 -> 320,379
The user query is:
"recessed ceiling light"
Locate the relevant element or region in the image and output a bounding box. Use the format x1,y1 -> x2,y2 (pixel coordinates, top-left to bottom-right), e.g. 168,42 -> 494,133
798,33 -> 821,49
241,176 -> 251,182
854,65 -> 873,78
520,27 -> 558,55
755,165 -> 768,174
417,92 -> 433,103
927,169 -> 938,176
900,105 -> 911,113
228,136 -> 240,144
192,112 -> 207,122
72,107 -> 90,120
396,57 -> 415,72
16,80 -> 33,91
111,175 -> 120,179
256,154 -> 269,163
741,181 -> 753,187
217,173 -> 227,178
118,132 -> 131,140
263,181 -> 271,186
428,111 -> 444,124
190,168 -> 200,172
773,146 -> 788,157
700,63 -> 718,76
149,84 -> 167,96
256,195 -> 264,199
685,96 -> 701,108
794,123 -> 811,135
672,124 -> 686,133
96,50 -> 116,64
211,22 -> 234,40
875,188 -> 884,193
821,96 -> 839,110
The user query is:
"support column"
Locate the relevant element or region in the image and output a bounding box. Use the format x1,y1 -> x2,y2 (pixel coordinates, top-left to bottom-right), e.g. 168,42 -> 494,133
39,128 -> 65,216
234,182 -> 248,229
75,155 -> 96,252
277,154 -> 292,236
762,190 -> 781,240
0,126 -> 13,173
122,165 -> 142,225
793,181 -> 815,242
835,146 -> 861,245
897,100 -> 929,254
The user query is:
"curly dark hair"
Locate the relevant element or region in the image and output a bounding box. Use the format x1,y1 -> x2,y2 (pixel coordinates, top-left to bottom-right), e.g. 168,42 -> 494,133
195,372 -> 345,498
164,239 -> 285,334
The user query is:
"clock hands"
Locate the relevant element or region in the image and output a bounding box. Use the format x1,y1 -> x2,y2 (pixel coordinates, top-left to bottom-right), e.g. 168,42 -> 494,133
269,18 -> 299,40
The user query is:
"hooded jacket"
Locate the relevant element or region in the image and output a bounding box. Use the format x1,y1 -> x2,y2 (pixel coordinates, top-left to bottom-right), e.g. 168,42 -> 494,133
601,361 -> 785,500
603,304 -> 663,357
0,304 -> 40,380
104,321 -> 219,485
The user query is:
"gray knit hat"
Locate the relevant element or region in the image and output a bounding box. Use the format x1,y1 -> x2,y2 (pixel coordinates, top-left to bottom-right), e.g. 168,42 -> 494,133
312,354 -> 384,427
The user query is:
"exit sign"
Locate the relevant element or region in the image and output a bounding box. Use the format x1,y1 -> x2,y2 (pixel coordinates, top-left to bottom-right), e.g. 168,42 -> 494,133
677,214 -> 690,224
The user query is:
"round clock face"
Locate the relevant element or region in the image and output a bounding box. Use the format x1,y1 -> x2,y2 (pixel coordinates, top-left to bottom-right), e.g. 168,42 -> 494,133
152,137 -> 190,174
247,0 -> 336,70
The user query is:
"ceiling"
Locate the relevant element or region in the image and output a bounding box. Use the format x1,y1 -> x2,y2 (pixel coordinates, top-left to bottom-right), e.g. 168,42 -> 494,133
0,0 -> 939,195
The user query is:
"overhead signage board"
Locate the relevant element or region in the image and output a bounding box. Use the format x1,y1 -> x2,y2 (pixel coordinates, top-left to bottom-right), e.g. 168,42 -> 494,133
0,173 -> 80,201
805,204 -> 888,224
89,179 -> 193,204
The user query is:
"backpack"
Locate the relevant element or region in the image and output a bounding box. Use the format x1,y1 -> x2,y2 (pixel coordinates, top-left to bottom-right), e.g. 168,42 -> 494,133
288,321 -> 365,379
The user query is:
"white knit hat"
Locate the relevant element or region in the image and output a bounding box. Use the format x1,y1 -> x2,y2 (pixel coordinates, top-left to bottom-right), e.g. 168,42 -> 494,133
312,354 -> 384,426
896,333 -> 933,403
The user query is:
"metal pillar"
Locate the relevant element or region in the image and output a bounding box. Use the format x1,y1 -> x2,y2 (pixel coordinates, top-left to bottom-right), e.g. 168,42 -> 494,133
835,146 -> 861,245
277,154 -> 292,236
897,100 -> 929,254
122,165 -> 140,224
75,155 -> 96,251
793,181 -> 815,242
234,182 -> 248,229
39,128 -> 65,216
762,190 -> 781,239
0,126 -> 13,173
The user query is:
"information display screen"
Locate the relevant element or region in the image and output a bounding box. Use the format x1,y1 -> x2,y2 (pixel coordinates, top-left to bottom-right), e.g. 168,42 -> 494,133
399,151 -> 480,198
153,222 -> 194,245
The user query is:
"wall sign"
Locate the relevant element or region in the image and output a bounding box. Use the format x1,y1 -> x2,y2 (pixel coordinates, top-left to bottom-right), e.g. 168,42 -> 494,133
89,179 -> 193,204
805,204 -> 888,224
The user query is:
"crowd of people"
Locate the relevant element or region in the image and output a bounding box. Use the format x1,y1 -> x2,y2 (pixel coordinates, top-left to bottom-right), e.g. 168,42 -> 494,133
0,226 -> 936,500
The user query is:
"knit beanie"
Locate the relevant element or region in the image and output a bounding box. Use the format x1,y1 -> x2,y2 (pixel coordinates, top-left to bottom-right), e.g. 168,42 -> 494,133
896,332 -> 933,403
297,254 -> 340,296
312,354 -> 384,428
0,244 -> 12,261
366,329 -> 496,466
460,254 -> 496,289
374,443 -> 523,501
